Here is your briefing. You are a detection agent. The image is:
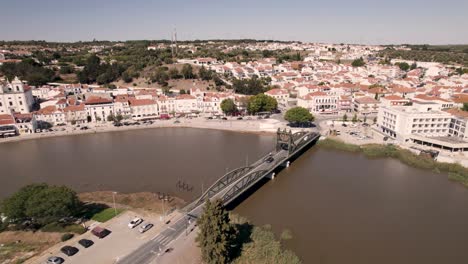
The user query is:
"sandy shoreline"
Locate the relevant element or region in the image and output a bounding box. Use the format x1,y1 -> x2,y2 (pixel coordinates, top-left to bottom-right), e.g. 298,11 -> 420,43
0,118 -> 287,144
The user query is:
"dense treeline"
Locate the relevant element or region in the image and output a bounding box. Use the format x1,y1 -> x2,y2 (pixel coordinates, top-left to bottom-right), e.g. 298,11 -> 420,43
379,46 -> 468,66
77,54 -> 126,85
0,59 -> 58,86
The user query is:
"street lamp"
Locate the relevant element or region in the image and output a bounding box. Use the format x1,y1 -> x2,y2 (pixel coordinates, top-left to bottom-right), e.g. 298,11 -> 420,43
112,192 -> 117,216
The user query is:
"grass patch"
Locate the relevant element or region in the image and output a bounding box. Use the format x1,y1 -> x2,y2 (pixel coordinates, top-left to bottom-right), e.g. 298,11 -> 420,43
91,208 -> 124,222
41,222 -> 86,234
0,242 -> 38,263
319,138 -> 468,187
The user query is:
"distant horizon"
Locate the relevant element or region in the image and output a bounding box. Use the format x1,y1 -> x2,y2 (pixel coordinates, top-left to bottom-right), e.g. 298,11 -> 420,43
1,38 -> 467,46
1,0 -> 467,45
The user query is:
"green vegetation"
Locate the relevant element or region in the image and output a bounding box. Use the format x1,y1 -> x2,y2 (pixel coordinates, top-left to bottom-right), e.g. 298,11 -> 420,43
0,184 -> 80,225
351,57 -> 365,67
396,62 -> 410,71
196,200 -> 301,264
41,222 -> 86,234
181,64 -> 196,79
91,208 -> 124,222
61,233 -> 74,242
247,94 -> 278,114
284,107 -> 314,124
462,103 -> 468,112
342,113 -> 348,122
221,98 -> 238,115
230,214 -> 301,264
379,45 -> 468,66
318,138 -> 468,186
0,60 -> 58,86
232,76 -> 271,95
77,54 -> 125,84
196,199 -> 236,264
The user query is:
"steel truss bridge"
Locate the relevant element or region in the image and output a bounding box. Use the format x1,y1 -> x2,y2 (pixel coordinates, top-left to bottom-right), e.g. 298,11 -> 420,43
118,129 -> 320,264
185,129 -> 320,212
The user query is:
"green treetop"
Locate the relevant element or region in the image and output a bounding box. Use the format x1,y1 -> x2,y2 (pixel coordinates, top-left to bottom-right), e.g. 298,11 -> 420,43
196,199 -> 236,264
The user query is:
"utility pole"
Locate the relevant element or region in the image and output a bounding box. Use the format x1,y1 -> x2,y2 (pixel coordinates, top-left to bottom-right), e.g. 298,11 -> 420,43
112,192 -> 117,216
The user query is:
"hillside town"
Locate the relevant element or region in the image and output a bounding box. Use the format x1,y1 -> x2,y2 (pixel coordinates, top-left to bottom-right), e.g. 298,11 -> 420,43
1,42 -> 468,161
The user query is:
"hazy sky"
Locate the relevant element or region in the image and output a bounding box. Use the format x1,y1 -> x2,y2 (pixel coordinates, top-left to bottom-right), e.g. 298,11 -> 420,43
1,0 -> 467,44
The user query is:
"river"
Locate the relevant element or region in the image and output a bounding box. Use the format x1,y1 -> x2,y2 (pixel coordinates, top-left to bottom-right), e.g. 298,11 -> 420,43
2,128 -> 468,263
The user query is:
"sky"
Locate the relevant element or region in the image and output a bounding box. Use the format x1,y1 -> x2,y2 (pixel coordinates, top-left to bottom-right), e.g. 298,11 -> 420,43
1,0 -> 467,44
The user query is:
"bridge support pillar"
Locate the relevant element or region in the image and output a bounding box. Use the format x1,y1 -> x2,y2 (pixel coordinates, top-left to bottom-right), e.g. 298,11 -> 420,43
286,161 -> 290,168
268,172 -> 276,180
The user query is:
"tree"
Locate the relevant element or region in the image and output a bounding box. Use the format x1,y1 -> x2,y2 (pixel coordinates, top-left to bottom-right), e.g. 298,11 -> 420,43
1,184 -> 80,225
247,94 -> 278,114
220,99 -> 238,116
351,57 -> 365,67
352,113 -> 358,123
374,93 -> 379,100
107,114 -> 115,122
179,89 -> 186,95
232,76 -> 268,95
462,103 -> 468,112
343,113 -> 348,122
397,62 -> 410,71
363,115 -> 367,124
199,66 -> 213,81
196,199 -> 235,264
181,64 -> 195,79
168,68 -> 181,79
284,107 -> 314,124
410,62 -> 418,70
115,114 -> 124,122
373,116 -> 377,124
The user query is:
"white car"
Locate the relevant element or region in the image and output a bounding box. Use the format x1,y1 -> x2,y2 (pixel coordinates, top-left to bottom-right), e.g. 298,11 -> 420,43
128,217 -> 143,228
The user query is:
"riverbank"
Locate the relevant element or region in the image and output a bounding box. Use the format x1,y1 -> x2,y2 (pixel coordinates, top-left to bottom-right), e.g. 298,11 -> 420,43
0,117 -> 297,144
318,138 -> 468,187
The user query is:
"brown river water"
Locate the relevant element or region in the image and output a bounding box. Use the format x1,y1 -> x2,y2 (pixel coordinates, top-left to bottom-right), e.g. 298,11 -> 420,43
1,128 -> 468,263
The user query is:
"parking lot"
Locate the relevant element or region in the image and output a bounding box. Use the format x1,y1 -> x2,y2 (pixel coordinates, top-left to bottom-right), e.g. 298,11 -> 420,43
323,120 -> 388,145
31,210 -> 182,264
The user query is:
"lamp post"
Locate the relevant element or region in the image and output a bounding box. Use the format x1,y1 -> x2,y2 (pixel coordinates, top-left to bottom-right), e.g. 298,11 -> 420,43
112,192 -> 117,216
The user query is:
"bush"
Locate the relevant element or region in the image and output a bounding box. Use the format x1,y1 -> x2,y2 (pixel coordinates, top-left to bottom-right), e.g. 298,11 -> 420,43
61,233 -> 74,242
41,222 -> 86,234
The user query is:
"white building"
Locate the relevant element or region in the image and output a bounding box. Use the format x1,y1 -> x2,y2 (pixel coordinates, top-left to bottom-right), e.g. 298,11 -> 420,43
265,89 -> 290,110
377,101 -> 452,141
84,97 -> 115,122
129,99 -> 159,119
297,91 -> 339,114
0,77 -> 34,114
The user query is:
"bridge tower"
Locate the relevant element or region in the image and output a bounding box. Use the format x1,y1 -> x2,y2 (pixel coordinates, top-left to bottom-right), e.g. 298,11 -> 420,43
276,128 -> 297,155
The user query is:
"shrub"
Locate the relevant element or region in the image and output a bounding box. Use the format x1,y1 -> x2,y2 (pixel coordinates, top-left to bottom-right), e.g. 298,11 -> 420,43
61,233 -> 74,242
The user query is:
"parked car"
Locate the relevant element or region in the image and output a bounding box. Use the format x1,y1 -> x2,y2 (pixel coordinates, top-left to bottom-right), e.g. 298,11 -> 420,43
221,117 -> 228,120
80,126 -> 89,130
78,239 -> 94,248
174,120 -> 181,124
128,217 -> 143,228
114,122 -> 123,127
139,223 -> 154,233
46,256 -> 64,264
60,246 -> 79,256
237,117 -> 243,120
91,226 -> 111,238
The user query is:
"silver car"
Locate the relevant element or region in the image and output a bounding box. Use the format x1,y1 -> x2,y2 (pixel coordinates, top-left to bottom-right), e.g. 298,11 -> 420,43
139,223 -> 154,233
